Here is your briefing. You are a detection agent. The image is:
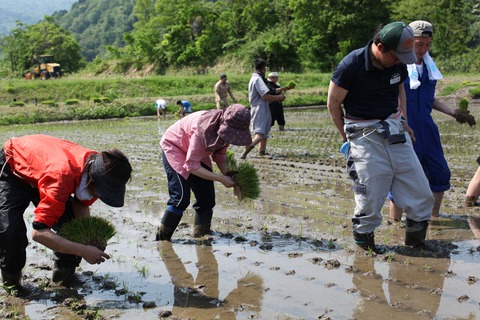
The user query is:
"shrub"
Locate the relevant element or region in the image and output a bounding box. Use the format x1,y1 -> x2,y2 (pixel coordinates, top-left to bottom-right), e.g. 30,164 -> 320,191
41,100 -> 57,107
470,88 -> 480,99
9,101 -> 25,107
65,99 -> 80,105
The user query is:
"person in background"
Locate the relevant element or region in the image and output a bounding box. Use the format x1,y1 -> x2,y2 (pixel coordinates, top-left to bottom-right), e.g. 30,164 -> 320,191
241,58 -> 285,159
267,72 -> 288,131
214,73 -> 237,109
176,100 -> 193,118
0,134 -> 132,291
327,22 -> 434,253
155,98 -> 168,120
389,20 -> 476,220
156,104 -> 252,241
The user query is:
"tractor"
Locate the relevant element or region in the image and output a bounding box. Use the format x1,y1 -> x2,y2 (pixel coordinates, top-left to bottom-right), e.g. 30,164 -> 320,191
26,55 -> 62,80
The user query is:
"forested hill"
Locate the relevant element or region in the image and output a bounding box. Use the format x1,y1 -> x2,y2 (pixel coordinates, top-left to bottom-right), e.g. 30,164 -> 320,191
0,0 -> 76,35
53,0 -> 135,61
0,0 -> 479,77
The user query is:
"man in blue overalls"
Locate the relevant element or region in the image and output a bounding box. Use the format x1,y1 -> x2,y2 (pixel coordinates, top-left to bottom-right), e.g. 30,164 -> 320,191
389,20 -> 475,220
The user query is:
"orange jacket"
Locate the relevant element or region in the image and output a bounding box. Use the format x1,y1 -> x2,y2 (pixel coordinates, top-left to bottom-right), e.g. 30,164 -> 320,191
4,134 -> 98,227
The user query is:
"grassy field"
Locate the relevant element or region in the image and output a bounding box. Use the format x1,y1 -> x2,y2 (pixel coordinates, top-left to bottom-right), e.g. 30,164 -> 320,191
0,73 -> 479,125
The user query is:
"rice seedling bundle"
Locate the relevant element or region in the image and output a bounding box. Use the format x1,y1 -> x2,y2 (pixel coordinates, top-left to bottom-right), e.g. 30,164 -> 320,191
225,150 -> 260,201
286,81 -> 296,90
59,216 -> 116,251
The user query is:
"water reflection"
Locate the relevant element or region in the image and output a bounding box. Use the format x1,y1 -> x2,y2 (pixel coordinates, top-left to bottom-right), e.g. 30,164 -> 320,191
158,241 -> 264,319
351,252 -> 449,319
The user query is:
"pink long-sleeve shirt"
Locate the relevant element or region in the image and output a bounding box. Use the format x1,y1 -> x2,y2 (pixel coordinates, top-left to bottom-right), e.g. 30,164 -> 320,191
160,111 -> 228,179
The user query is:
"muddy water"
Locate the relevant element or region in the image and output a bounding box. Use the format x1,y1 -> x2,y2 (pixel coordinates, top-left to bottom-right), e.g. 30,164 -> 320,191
1,106 -> 480,319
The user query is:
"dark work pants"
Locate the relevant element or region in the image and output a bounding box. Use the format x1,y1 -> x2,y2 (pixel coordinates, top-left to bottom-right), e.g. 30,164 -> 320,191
162,151 -> 215,216
269,104 -> 285,127
0,149 -> 80,274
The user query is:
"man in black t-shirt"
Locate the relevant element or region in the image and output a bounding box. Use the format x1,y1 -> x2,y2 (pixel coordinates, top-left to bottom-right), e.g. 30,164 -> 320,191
327,22 -> 434,253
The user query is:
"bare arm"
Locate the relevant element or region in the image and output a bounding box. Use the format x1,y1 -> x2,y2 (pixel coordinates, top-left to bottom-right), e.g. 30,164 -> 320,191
327,81 -> 348,142
227,87 -> 237,102
32,229 -> 109,264
216,161 -> 229,175
190,166 -> 235,188
262,93 -> 285,103
72,198 -> 90,219
432,98 -> 455,116
397,83 -> 415,141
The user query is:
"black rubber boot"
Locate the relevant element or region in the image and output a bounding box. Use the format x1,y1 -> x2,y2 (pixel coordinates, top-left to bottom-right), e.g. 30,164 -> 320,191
193,209 -> 213,238
353,231 -> 382,253
405,218 -> 429,248
1,269 -> 21,288
52,262 -> 76,287
155,209 -> 183,241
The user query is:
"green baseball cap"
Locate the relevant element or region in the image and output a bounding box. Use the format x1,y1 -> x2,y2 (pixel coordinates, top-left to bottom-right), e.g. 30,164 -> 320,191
379,21 -> 417,64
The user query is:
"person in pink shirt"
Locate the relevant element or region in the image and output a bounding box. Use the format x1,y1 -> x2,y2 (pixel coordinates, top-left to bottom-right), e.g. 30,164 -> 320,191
157,104 -> 252,240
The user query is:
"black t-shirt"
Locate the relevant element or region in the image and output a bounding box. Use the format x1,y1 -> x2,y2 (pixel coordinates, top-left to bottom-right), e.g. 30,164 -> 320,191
331,40 -> 407,120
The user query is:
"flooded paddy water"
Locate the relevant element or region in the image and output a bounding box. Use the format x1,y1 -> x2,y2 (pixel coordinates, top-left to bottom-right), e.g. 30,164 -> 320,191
1,103 -> 480,319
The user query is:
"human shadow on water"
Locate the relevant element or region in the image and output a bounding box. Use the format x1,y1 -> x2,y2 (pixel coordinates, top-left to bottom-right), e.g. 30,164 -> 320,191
350,250 -> 449,320
158,240 -> 264,319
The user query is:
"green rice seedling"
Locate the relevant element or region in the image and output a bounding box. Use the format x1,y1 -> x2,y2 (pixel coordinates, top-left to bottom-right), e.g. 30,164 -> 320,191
458,97 -> 469,112
225,150 -> 260,201
59,216 -> 116,251
231,161 -> 260,201
286,80 -> 296,90
226,150 -> 238,172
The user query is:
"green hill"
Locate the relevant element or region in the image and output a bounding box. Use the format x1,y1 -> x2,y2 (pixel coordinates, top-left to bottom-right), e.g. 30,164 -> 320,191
53,0 -> 135,61
0,0 -> 76,35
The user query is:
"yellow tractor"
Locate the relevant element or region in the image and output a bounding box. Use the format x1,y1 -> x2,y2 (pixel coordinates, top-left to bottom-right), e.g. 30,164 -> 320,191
27,55 -> 62,80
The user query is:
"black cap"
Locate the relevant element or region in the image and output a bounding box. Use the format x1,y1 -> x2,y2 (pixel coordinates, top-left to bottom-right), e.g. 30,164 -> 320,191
91,154 -> 130,207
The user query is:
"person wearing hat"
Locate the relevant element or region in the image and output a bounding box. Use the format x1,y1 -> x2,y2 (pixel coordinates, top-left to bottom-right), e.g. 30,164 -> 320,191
0,134 -> 132,291
156,104 -> 252,241
327,22 -> 434,253
266,72 -> 288,131
388,20 -> 476,220
241,58 -> 286,159
214,73 -> 237,109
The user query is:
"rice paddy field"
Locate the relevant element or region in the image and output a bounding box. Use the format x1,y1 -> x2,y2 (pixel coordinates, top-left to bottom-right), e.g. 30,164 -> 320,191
1,99 -> 480,319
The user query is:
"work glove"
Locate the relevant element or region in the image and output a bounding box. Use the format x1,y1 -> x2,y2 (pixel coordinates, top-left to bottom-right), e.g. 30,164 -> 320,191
454,109 -> 476,126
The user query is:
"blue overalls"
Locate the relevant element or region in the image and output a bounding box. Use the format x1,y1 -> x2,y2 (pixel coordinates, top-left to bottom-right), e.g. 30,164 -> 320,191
404,65 -> 450,192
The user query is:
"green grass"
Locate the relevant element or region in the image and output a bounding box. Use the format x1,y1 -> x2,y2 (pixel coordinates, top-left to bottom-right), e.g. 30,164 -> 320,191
0,73 -> 476,125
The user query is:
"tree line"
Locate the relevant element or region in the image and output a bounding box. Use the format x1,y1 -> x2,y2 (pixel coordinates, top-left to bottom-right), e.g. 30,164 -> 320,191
0,0 -> 479,77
